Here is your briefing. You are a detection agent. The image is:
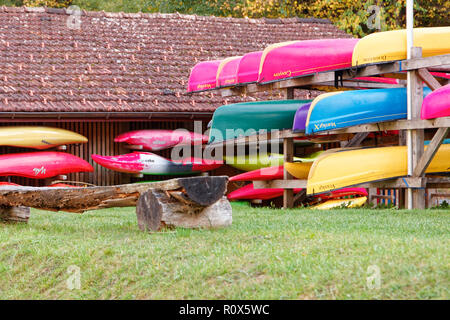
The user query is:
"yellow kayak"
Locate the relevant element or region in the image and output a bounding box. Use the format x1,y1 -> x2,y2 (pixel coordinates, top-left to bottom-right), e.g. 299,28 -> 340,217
284,162 -> 314,179
311,197 -> 367,210
307,145 -> 450,195
0,126 -> 88,149
352,27 -> 450,66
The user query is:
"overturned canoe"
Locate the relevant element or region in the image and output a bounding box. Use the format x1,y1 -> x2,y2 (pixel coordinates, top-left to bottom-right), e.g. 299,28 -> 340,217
421,84 -> 450,119
292,102 -> 312,132
237,51 -> 263,84
352,27 -> 450,66
305,88 -> 431,135
0,126 -> 87,149
209,99 -> 311,143
115,130 -> 209,151
258,39 -> 359,84
311,197 -> 367,210
92,152 -> 222,175
224,152 -> 321,172
230,162 -> 312,181
187,60 -> 222,92
216,56 -> 242,88
228,183 -> 303,200
307,145 -> 450,195
0,152 -> 93,179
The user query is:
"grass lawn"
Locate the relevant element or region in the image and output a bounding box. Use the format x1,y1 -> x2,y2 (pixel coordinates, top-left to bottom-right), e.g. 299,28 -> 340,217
0,202 -> 448,299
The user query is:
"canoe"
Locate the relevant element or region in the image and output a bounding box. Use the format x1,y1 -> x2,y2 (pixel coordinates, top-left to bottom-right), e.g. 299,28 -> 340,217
258,39 -> 359,84
224,151 -> 321,172
208,99 -> 311,143
421,84 -> 450,119
0,152 -> 93,179
292,102 -> 312,132
92,152 -> 223,175
0,126 -> 87,149
230,162 -> 312,181
237,51 -> 263,85
304,88 -> 431,135
216,56 -> 242,88
311,197 -> 367,210
187,60 -> 222,92
115,130 -> 209,151
352,27 -> 450,66
227,183 -> 303,200
306,145 -> 450,195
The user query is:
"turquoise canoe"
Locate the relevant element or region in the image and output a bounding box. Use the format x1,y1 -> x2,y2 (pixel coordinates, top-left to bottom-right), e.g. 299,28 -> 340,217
305,88 -> 431,135
209,100 -> 312,143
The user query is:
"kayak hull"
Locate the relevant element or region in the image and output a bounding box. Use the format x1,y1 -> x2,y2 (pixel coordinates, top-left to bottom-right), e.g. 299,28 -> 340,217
209,100 -> 311,143
0,152 -> 93,179
230,163 -> 312,181
258,39 -> 359,84
228,183 -> 302,200
305,88 -> 431,135
237,51 -> 263,84
307,145 -> 450,194
292,102 -> 312,132
92,152 -> 222,175
352,27 -> 450,66
187,60 -> 222,92
114,130 -> 209,151
0,126 -> 87,149
216,56 -> 242,88
421,84 -> 450,119
311,197 -> 367,210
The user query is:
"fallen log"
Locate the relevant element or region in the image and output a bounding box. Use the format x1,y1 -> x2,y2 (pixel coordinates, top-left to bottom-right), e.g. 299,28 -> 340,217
0,176 -> 229,213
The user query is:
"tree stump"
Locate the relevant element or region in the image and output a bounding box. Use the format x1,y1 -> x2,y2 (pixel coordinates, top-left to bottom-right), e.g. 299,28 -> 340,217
0,206 -> 30,223
136,190 -> 232,232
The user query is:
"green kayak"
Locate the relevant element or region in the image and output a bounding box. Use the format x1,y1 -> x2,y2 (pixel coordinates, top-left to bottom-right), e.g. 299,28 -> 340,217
208,99 -> 312,144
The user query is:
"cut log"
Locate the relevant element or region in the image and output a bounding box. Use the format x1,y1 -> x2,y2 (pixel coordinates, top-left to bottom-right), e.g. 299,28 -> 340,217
0,206 -> 30,223
0,176 -> 229,213
136,189 -> 232,231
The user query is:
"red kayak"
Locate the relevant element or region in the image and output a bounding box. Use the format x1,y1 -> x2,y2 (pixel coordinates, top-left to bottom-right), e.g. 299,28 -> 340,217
315,188 -> 368,200
48,183 -> 80,188
115,130 -> 209,151
0,182 -> 20,187
258,39 -> 359,84
92,152 -> 222,175
0,152 -> 93,179
230,166 -> 285,182
227,183 -> 303,200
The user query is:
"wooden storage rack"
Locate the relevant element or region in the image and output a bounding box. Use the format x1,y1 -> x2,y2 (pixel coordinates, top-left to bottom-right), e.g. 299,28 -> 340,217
203,52 -> 450,209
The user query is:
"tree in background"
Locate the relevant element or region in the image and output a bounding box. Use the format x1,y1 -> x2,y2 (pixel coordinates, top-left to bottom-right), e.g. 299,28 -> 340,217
3,0 -> 448,37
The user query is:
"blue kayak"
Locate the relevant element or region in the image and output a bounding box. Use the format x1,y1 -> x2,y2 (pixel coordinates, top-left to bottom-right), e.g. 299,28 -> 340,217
305,88 -> 431,135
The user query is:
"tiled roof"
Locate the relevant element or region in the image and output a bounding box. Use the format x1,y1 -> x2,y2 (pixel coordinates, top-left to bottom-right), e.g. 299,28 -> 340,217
0,6 -> 353,114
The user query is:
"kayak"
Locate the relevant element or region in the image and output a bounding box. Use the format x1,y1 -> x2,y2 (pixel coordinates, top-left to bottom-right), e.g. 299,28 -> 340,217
292,102 -> 312,132
315,188 -> 368,200
0,126 -> 87,149
48,183 -> 80,188
258,39 -> 359,84
352,27 -> 450,66
115,130 -> 209,151
311,197 -> 367,210
0,152 -> 93,179
306,145 -> 450,194
230,162 -> 312,181
208,99 -> 312,143
216,56 -> 242,88
421,84 -> 450,119
304,88 -> 431,135
237,51 -> 263,85
224,152 -> 321,172
92,152 -> 223,175
227,183 -> 303,200
187,60 -> 222,92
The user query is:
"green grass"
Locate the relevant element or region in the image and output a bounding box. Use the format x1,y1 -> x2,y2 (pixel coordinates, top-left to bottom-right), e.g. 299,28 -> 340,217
0,202 -> 449,299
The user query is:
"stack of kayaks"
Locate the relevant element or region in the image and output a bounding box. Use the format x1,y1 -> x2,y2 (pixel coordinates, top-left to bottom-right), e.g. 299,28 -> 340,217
95,129 -> 219,175
0,126 -> 92,183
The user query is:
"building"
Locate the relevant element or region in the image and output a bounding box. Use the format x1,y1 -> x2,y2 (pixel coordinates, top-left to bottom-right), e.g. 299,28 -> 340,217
0,6 -> 352,186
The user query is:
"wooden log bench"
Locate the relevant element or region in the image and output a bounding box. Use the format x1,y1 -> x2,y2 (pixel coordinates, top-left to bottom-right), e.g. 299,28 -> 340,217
0,176 -> 232,232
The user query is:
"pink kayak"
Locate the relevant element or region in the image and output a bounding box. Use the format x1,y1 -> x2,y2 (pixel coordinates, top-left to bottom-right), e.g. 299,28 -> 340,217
257,39 -> 359,84
230,166 -> 284,182
228,183 -> 302,200
187,60 -> 222,92
115,130 -> 209,151
92,152 -> 222,175
237,51 -> 263,84
421,84 -> 450,119
216,56 -> 242,88
0,152 -> 93,179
